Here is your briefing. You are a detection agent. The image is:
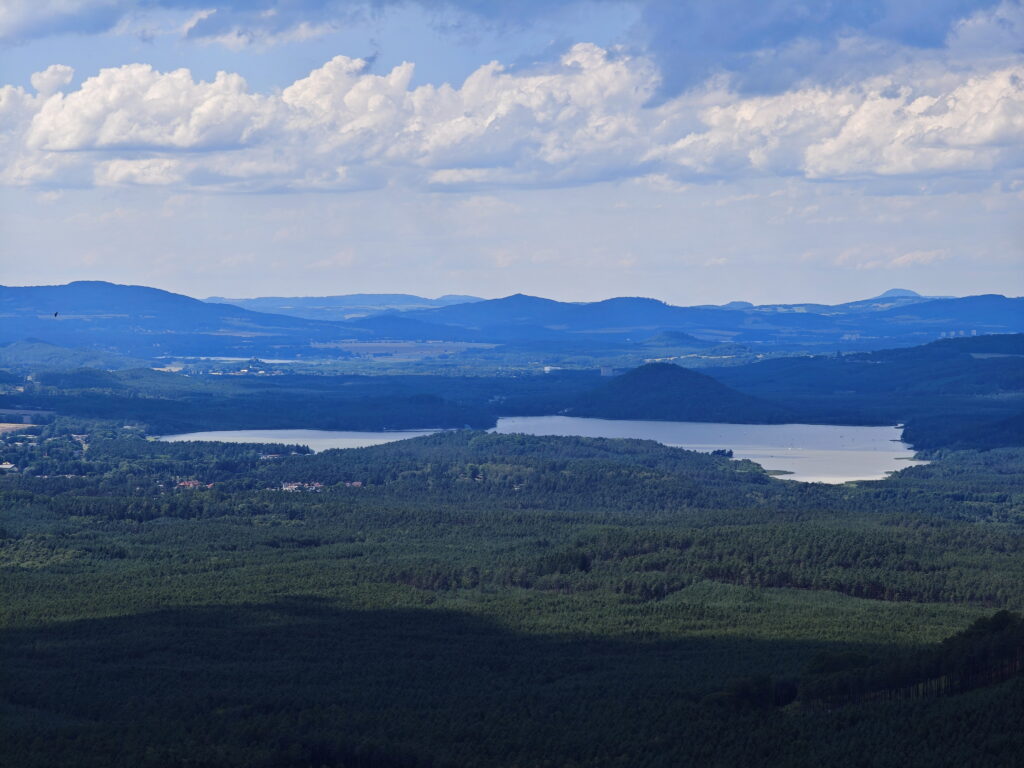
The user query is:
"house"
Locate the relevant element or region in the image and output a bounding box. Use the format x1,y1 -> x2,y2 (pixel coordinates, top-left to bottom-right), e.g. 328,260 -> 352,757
177,479 -> 203,488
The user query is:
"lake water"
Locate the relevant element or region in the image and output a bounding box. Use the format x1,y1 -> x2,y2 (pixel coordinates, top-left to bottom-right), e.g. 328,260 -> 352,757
158,428 -> 439,452
158,418 -> 925,484
493,416 -> 926,483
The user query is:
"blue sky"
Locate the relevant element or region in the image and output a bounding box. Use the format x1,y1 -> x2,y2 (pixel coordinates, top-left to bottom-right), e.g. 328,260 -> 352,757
1,0 -> 1022,303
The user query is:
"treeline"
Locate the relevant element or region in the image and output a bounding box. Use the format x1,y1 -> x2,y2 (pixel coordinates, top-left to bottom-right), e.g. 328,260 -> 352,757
0,390 -> 494,433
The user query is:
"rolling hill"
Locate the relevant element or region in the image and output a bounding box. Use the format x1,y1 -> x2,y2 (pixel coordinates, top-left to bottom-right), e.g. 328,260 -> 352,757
703,334 -> 1024,440
0,281 -> 362,359
398,292 -> 1024,348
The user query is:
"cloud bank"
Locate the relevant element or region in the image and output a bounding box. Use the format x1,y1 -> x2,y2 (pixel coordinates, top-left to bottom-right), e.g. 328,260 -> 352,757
2,35 -> 1022,193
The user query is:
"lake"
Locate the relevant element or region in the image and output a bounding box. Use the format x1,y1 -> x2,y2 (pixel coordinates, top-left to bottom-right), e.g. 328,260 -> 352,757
158,418 -> 926,483
493,416 -> 926,483
158,428 -> 439,452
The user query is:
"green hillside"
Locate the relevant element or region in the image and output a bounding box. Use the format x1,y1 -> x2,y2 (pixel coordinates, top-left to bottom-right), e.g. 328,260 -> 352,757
569,362 -> 793,422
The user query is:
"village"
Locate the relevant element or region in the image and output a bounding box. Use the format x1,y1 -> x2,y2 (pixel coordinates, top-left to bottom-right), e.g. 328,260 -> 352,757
174,479 -> 363,492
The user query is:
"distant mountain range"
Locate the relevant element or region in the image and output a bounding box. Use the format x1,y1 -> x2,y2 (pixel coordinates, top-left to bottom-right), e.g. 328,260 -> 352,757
1,282 -> 1021,361
205,293 -> 482,321
208,287 -> 944,321
716,288 -> 953,315
0,281 -> 360,358
389,290 -> 1022,347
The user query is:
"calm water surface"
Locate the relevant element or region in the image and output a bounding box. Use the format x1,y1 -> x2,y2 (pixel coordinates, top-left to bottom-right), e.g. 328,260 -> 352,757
493,416 -> 926,483
158,428 -> 438,452
159,418 -> 926,484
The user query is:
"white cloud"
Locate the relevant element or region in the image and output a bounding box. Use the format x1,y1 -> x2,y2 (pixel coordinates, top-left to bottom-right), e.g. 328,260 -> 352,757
2,43 -> 1023,191
186,9 -> 339,51
804,69 -> 1024,178
889,249 -> 950,267
30,64 -> 74,96
26,64 -> 272,151
655,66 -> 1024,180
180,9 -> 216,38
947,1 -> 1024,60
95,157 -> 184,185
0,85 -> 36,135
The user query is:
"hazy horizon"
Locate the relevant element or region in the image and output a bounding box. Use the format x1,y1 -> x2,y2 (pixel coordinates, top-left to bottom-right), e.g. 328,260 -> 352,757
3,280 -> 1011,308
1,1 -> 1021,303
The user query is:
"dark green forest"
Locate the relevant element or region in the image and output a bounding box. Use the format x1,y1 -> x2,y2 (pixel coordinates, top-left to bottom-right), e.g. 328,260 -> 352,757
3,412 -> 1024,767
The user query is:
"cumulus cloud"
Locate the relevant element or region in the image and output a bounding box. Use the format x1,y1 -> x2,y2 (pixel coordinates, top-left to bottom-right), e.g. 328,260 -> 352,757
654,66 -> 1024,180
2,43 -> 1023,191
30,64 -> 74,95
27,64 -> 272,151
805,69 -> 1024,177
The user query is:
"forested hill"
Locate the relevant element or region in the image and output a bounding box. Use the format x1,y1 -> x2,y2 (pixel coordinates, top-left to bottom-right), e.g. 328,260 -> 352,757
703,334 -> 1024,442
0,340 -> 147,371
707,335 -> 1024,404
903,411 -> 1024,451
567,363 -> 793,423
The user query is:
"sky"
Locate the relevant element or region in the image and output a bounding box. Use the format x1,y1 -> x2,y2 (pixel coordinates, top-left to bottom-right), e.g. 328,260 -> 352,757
1,0 -> 1022,304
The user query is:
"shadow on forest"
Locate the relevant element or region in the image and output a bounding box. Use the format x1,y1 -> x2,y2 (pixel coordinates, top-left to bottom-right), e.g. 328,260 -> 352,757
1,596 -> 871,767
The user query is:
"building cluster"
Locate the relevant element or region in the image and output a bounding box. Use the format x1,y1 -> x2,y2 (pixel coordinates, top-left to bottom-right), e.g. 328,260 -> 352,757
277,480 -> 363,491
281,481 -> 324,492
